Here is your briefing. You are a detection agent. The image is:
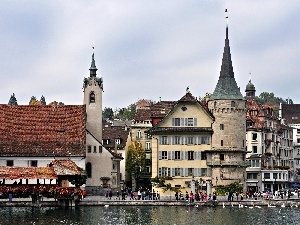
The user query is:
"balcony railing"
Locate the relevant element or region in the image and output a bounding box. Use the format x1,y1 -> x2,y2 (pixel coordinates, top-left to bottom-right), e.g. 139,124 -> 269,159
206,160 -> 250,167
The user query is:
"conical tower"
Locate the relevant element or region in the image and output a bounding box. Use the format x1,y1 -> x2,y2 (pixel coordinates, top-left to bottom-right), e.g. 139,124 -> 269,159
207,17 -> 247,188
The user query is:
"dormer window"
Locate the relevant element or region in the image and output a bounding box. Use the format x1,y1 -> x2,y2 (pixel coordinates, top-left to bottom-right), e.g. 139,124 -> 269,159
89,91 -> 95,103
115,139 -> 121,145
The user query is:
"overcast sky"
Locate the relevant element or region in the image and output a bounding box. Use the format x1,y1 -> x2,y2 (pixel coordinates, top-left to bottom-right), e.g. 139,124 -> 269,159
1,1 -> 300,109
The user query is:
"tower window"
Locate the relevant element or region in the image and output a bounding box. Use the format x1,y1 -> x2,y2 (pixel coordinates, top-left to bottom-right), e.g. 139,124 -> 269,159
231,101 -> 235,107
220,124 -> 224,130
220,153 -> 225,161
86,162 -> 92,178
221,140 -> 223,146
89,91 -> 95,103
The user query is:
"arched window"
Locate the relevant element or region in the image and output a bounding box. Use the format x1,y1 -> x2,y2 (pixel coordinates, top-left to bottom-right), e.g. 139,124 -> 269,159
231,101 -> 235,107
89,91 -> 95,103
86,162 -> 92,178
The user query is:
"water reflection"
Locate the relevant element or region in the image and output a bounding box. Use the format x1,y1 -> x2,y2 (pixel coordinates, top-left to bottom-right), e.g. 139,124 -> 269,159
0,205 -> 299,225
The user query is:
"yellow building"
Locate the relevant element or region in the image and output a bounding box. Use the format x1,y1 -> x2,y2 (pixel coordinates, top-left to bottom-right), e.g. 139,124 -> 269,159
147,91 -> 214,194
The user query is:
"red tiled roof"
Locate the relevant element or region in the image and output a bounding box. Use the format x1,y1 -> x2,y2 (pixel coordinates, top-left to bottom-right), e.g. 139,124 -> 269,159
150,101 -> 176,118
282,104 -> 300,124
134,108 -> 151,121
0,105 -> 86,157
102,122 -> 130,150
137,99 -> 150,109
50,159 -> 83,176
0,159 -> 83,180
0,166 -> 57,180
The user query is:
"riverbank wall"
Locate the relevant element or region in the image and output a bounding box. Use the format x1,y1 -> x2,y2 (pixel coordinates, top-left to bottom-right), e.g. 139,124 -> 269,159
1,197 -> 300,207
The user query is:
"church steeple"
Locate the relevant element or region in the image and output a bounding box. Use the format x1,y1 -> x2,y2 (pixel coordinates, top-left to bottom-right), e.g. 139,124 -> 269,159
210,17 -> 243,100
89,52 -> 98,77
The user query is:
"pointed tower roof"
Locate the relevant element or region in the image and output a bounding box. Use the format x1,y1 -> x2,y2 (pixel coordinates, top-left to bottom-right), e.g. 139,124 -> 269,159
89,52 -> 98,77
210,23 -> 243,100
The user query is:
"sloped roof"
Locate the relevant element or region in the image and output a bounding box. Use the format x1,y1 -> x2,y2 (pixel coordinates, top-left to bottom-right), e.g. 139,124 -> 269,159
50,159 -> 83,176
0,105 -> 86,157
147,92 -> 214,134
134,108 -> 152,121
150,101 -> 176,118
246,98 -> 279,130
282,104 -> 300,125
0,159 -> 83,180
0,166 -> 57,180
102,122 -> 130,150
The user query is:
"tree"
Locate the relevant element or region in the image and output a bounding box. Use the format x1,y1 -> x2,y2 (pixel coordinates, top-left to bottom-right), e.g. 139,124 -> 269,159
69,167 -> 88,187
8,93 -> 18,105
29,96 -> 38,105
256,92 -> 290,116
40,95 -> 46,105
125,141 -> 146,190
103,107 -> 114,120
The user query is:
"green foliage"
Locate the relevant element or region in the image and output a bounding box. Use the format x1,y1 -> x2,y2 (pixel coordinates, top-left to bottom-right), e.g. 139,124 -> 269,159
256,92 -> 291,117
69,168 -> 87,187
215,182 -> 243,196
8,93 -> 18,105
103,107 -> 114,120
117,104 -> 136,121
29,96 -> 37,105
40,95 -> 46,105
150,176 -> 173,188
125,141 -> 146,179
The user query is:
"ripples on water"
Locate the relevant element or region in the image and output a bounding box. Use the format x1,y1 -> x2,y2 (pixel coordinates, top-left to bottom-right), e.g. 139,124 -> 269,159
0,205 -> 299,225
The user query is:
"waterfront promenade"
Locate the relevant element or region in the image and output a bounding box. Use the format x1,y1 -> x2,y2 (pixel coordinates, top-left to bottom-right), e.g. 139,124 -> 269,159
1,194 -> 300,207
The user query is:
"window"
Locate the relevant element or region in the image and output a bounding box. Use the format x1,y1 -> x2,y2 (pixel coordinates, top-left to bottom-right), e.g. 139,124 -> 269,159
173,118 -> 181,126
297,139 -> 300,144
162,151 -> 168,160
160,167 -> 170,177
188,151 -> 194,160
231,101 -> 235,107
220,124 -> 224,130
264,173 -> 270,179
174,151 -> 181,160
221,140 -> 223,146
187,118 -> 194,126
201,152 -> 207,160
247,173 -> 258,179
6,160 -> 13,167
93,146 -> 97,153
174,168 -> 181,176
30,160 -> 38,167
252,133 -> 257,141
145,142 -> 151,150
145,166 -> 151,174
112,163 -> 115,170
86,162 -> 92,178
160,136 -> 169,145
251,159 -> 260,167
99,146 -> 102,153
220,153 -> 224,161
252,146 -> 257,154
188,168 -> 194,176
186,136 -> 194,145
199,136 -> 210,144
89,91 -> 95,103
87,145 -> 91,153
173,136 -> 181,145
137,130 -> 142,139
115,139 -> 121,145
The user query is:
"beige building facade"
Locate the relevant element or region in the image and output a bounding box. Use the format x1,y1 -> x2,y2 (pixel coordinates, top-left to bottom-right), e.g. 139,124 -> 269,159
147,92 -> 214,193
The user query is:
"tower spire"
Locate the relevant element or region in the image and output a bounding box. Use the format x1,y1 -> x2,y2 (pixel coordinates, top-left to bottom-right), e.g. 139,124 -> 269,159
210,9 -> 243,100
89,45 -> 98,77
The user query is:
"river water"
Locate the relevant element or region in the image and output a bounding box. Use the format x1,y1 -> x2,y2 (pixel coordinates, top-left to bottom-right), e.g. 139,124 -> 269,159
0,205 -> 298,225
